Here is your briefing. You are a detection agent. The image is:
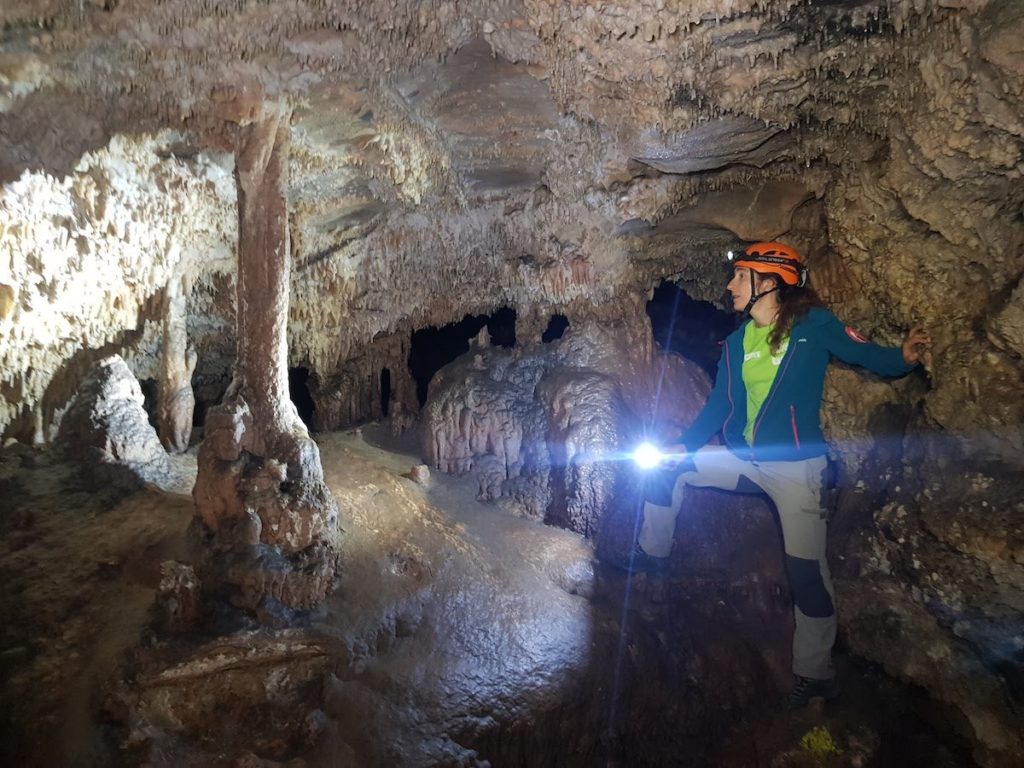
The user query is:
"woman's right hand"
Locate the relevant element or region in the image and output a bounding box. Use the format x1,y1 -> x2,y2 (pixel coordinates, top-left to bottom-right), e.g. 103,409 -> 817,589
659,444 -> 689,471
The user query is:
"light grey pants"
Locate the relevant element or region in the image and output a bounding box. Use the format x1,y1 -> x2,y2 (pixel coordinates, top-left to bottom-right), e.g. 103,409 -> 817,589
638,446 -> 836,680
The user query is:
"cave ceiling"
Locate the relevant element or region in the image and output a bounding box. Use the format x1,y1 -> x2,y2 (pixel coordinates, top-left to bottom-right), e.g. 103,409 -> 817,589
3,0 -> 998,265
1,0 -> 1023,448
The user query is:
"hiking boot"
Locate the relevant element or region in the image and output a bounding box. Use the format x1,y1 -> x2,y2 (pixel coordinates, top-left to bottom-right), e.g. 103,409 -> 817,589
784,675 -> 841,711
600,543 -> 669,575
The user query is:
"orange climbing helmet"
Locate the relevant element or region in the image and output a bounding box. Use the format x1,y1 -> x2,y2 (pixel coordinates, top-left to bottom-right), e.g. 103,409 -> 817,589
730,241 -> 808,287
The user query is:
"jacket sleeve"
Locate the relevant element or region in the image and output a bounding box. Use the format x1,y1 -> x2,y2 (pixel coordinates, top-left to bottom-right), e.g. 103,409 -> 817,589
818,309 -> 914,378
678,343 -> 733,450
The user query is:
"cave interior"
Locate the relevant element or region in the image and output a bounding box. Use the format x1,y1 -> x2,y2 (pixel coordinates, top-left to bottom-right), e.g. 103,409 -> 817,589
1,0 -> 1023,766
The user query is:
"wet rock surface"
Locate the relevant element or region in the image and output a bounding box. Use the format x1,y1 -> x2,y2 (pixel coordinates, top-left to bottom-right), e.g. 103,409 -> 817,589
0,431 -> 986,767
0,0 -> 1022,765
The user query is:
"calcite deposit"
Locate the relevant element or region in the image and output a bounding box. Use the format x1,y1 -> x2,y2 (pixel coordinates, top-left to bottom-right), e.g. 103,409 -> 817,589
1,0 -> 1023,765
192,106 -> 340,610
422,313 -> 710,539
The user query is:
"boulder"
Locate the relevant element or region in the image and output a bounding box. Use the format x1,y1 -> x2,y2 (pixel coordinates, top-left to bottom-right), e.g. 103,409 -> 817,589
56,355 -> 173,490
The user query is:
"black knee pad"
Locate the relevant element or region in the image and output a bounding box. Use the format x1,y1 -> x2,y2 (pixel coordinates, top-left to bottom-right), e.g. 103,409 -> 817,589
784,555 -> 835,618
734,473 -> 764,495
643,469 -> 678,506
641,457 -> 694,506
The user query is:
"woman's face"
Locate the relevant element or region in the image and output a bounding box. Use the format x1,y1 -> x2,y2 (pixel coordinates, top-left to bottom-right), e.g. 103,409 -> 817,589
726,266 -> 753,312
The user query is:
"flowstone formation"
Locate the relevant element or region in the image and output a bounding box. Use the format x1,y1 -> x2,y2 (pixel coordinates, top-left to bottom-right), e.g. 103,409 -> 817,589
422,310 -> 710,543
56,354 -> 174,491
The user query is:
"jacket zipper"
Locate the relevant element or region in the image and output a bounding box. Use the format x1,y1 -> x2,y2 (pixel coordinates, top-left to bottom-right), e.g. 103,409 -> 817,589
750,341 -> 797,453
722,340 -> 735,449
790,404 -> 801,450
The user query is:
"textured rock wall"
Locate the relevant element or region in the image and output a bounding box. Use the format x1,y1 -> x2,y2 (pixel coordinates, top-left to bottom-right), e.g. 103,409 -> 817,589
311,330 -> 418,433
0,132 -> 235,442
422,310 -> 710,538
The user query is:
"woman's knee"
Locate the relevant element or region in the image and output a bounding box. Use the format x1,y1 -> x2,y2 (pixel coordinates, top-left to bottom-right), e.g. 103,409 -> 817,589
784,555 -> 835,618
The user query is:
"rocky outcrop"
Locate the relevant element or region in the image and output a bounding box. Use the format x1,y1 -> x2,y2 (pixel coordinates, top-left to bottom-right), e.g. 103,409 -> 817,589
833,441 -> 1024,768
55,355 -> 173,490
423,313 -> 710,539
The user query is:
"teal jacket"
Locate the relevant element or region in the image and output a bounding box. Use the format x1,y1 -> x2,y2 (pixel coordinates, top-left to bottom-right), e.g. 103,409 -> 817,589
679,307 -> 914,462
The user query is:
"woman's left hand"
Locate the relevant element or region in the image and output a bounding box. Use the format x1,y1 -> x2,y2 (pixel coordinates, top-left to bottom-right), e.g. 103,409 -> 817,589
901,325 -> 931,365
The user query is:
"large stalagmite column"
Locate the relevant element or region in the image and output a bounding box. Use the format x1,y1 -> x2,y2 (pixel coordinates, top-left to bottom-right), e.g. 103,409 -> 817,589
158,276 -> 197,453
193,105 -> 339,611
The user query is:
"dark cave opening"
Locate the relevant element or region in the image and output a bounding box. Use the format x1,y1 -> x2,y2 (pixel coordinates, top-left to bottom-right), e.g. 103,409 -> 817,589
646,280 -> 736,375
380,367 -> 392,417
488,306 -> 518,348
138,377 -> 159,431
542,313 -> 570,343
288,367 -> 316,428
409,307 -> 518,406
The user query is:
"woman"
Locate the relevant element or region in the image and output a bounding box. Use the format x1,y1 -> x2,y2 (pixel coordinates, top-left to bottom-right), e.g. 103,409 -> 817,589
635,241 -> 930,709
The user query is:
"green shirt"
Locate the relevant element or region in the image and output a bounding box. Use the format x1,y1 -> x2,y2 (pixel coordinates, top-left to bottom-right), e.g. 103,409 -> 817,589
742,322 -> 789,444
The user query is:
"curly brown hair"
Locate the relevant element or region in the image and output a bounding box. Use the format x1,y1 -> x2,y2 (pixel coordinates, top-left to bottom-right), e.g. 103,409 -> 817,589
767,279 -> 825,353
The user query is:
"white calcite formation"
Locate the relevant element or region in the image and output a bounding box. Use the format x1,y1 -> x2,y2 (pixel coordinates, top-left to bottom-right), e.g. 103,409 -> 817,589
0,133 -> 235,442
423,315 -> 710,538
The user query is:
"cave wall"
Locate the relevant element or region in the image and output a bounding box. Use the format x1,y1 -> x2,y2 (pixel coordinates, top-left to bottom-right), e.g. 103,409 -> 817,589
0,133 -> 236,442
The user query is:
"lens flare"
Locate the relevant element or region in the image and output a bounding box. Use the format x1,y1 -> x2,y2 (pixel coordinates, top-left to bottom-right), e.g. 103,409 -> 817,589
632,442 -> 663,470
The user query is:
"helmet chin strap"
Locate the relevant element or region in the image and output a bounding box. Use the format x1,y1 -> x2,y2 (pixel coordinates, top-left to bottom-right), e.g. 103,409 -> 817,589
741,271 -> 779,315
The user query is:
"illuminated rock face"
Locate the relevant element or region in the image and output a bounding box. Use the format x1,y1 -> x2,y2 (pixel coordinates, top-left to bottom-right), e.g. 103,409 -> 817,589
423,313 -> 711,539
192,108 -> 339,610
157,278 -> 196,454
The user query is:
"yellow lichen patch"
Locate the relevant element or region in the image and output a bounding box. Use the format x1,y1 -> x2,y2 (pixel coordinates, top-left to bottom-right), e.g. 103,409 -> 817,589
799,725 -> 842,757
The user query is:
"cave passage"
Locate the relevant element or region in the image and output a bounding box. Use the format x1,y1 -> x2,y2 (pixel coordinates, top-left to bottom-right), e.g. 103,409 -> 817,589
409,307 -> 517,406
646,280 -> 735,374
380,367 -> 391,417
288,367 -> 316,428
138,377 -> 159,430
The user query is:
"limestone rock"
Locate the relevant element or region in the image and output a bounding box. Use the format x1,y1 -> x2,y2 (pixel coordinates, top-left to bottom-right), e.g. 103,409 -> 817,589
0,0 -> 1022,763
191,109 -> 340,613
423,315 -> 710,539
834,442 -> 1024,767
988,277 -> 1024,358
407,464 -> 430,485
155,560 -> 202,633
56,355 -> 173,490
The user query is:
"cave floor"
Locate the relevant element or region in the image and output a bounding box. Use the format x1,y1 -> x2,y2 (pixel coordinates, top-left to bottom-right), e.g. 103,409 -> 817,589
0,428 -> 977,767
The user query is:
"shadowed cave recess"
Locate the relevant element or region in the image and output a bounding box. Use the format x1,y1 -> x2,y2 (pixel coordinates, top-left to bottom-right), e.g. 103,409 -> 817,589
1,0 -> 1023,766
